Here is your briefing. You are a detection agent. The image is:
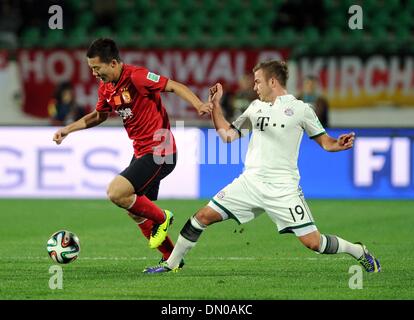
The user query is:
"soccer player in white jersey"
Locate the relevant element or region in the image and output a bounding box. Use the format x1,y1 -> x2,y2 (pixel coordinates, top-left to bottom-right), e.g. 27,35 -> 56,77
144,60 -> 381,274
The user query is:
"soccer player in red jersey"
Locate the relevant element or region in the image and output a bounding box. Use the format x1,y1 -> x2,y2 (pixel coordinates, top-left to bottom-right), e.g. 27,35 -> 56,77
53,38 -> 212,264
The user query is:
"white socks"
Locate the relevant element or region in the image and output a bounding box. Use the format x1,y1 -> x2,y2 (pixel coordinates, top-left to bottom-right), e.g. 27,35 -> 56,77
166,235 -> 197,269
319,234 -> 364,259
166,216 -> 207,269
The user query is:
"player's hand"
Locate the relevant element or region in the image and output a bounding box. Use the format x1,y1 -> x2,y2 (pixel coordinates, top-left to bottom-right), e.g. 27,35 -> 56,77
53,128 -> 69,145
209,83 -> 223,105
337,132 -> 355,150
197,102 -> 213,116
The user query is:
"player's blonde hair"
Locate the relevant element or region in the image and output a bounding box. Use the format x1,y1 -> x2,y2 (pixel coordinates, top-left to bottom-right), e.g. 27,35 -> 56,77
253,60 -> 289,87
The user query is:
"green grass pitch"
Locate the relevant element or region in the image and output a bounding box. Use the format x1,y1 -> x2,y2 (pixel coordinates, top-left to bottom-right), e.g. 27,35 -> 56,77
1,199 -> 413,300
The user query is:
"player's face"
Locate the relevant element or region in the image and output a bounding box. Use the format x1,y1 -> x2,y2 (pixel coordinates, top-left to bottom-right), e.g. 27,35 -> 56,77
87,57 -> 117,83
253,69 -> 273,102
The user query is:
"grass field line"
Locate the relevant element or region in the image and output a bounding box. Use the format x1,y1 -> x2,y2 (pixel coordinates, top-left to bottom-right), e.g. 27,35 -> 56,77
0,255 -> 355,261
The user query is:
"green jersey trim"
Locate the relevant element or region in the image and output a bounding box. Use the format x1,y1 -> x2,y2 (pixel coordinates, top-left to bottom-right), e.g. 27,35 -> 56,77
211,199 -> 241,225
309,131 -> 326,139
279,222 -> 315,234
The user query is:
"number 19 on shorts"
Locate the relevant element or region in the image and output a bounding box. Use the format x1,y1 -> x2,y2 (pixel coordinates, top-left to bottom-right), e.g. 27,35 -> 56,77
289,205 -> 305,222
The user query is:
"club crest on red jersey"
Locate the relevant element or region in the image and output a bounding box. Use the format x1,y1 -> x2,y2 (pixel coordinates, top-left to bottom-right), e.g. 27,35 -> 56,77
121,88 -> 131,104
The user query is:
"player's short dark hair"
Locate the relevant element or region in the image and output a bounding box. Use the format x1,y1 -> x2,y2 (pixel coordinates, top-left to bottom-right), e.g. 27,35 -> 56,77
86,38 -> 121,63
253,60 -> 289,87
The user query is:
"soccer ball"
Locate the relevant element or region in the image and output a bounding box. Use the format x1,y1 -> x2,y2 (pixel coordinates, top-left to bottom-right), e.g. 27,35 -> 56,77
47,230 -> 80,264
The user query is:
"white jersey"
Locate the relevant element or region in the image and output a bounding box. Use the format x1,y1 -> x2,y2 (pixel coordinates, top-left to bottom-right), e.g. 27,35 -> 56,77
231,94 -> 325,184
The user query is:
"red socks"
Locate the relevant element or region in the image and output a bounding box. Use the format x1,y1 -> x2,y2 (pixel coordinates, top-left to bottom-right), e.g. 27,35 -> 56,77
127,195 -> 173,259
127,195 -> 165,224
137,219 -> 174,260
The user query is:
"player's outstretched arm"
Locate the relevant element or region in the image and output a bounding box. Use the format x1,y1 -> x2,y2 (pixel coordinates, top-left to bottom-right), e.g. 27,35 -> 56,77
314,132 -> 355,152
53,110 -> 108,145
209,83 -> 240,143
164,79 -> 212,116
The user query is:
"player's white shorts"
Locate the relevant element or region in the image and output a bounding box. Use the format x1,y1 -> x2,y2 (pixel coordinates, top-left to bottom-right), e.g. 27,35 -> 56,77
208,174 -> 317,237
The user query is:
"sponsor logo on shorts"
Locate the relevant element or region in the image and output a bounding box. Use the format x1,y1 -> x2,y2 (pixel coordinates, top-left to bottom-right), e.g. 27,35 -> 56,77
217,191 -> 225,199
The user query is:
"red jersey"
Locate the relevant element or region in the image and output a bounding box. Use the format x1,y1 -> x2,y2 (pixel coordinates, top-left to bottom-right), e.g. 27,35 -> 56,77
95,64 -> 176,157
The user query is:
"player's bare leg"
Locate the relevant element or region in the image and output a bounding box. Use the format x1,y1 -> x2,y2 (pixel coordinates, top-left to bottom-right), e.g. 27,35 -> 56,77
192,206 -> 224,225
107,175 -> 165,223
107,175 -> 136,208
298,230 -> 381,272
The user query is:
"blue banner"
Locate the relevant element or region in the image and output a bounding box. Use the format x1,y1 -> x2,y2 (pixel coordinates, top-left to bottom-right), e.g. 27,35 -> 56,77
199,128 -> 414,199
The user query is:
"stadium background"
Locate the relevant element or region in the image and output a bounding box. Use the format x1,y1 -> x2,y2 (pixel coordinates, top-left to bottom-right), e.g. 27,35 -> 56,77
1,0 -> 414,301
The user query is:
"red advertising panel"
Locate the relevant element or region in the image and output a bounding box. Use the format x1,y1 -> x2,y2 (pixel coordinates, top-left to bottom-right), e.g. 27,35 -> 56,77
296,56 -> 414,108
0,50 -> 8,69
17,49 -> 289,119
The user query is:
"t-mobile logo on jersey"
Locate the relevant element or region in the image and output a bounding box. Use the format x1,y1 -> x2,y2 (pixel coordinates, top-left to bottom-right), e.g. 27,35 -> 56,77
116,108 -> 133,120
256,117 -> 270,131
